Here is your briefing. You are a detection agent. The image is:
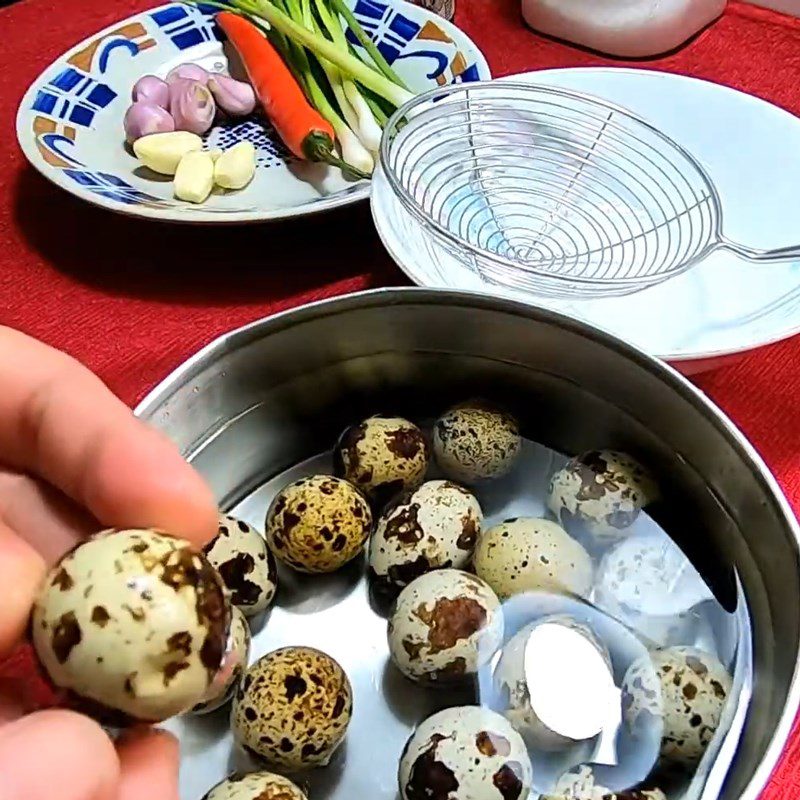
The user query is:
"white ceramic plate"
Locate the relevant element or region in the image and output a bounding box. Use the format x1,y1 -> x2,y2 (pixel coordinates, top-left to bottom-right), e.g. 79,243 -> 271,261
372,68 -> 800,371
16,0 -> 489,223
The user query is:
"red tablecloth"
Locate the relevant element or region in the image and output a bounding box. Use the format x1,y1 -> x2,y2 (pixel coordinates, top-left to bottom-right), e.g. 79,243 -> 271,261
2,0 -> 800,795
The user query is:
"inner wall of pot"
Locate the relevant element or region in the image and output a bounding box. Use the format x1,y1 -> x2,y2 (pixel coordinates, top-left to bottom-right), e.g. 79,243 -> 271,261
139,298 -> 800,800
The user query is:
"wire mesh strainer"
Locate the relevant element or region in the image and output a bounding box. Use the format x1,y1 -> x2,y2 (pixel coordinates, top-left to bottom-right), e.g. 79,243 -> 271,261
379,82 -> 800,299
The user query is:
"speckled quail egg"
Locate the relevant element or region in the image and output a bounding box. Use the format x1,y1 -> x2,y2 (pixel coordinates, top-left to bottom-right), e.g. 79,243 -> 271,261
399,705 -> 533,800
547,451 -> 657,549
369,480 -> 483,591
334,415 -> 430,505
542,766 -> 667,800
202,771 -> 308,800
232,645 -> 352,769
192,606 -> 251,714
494,616 -> 611,750
473,518 -> 593,601
31,528 -> 231,723
595,532 -> 713,647
621,646 -> 732,768
265,475 -> 372,573
433,400 -> 521,484
388,568 -> 503,685
204,514 -> 278,617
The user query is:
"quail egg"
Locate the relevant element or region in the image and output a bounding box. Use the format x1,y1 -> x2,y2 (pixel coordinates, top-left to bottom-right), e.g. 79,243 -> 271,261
334,415 -> 430,504
204,514 -> 278,617
433,400 -> 521,484
369,480 -> 483,591
399,705 -> 533,800
202,771 -> 308,800
548,451 -> 657,549
388,568 -> 503,685
31,528 -> 231,723
621,646 -> 732,768
494,616 -> 611,750
473,518 -> 593,601
542,766 -> 667,800
595,532 -> 713,647
232,645 -> 352,769
192,606 -> 251,714
265,475 -> 372,573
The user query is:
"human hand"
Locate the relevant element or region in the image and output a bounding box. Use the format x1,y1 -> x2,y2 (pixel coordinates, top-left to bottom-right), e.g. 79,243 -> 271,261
0,327 -> 218,800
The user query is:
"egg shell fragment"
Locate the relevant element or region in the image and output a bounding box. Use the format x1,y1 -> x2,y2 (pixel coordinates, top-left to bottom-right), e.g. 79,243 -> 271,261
201,771 -> 308,800
31,528 -> 230,723
265,475 -> 372,573
548,451 -> 657,548
334,415 -> 430,505
433,400 -> 521,483
204,514 -> 277,617
369,480 -> 483,590
621,646 -> 732,768
543,766 -> 667,800
192,606 -> 251,714
399,705 -> 533,800
388,569 -> 503,685
231,646 -> 353,769
473,517 -> 593,601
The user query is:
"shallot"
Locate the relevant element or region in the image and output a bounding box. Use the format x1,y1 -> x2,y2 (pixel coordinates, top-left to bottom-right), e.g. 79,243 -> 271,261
169,80 -> 216,135
124,101 -> 175,143
131,75 -> 170,108
166,63 -> 210,85
208,74 -> 257,117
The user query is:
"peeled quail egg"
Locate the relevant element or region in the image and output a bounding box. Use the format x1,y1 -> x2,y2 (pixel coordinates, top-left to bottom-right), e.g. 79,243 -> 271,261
205,515 -> 278,617
192,606 -> 251,714
202,771 -> 308,800
334,415 -> 429,505
548,451 -> 657,548
31,528 -> 230,723
473,518 -> 593,601
595,532 -> 713,647
232,646 -> 352,769
621,646 -> 732,768
495,616 -> 611,750
388,568 -> 503,685
369,480 -> 483,591
265,475 -> 372,573
433,400 -> 521,483
399,705 -> 533,800
543,766 -> 667,800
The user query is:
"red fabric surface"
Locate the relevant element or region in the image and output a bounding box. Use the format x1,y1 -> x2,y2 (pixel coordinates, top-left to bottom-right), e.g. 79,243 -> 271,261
2,0 -> 800,795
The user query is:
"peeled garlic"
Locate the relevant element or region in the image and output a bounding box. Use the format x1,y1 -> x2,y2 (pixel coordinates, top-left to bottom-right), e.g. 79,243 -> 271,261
207,149 -> 223,161
214,142 -> 256,190
174,150 -> 215,204
133,131 -> 203,175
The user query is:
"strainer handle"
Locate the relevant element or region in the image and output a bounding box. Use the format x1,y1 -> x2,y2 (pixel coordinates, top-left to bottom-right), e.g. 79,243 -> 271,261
722,237 -> 800,263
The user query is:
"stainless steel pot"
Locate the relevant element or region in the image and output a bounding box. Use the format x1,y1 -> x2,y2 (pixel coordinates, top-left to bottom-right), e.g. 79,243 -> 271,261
136,288 -> 800,800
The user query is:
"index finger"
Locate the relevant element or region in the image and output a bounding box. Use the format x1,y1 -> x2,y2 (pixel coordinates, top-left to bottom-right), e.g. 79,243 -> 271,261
0,327 -> 217,547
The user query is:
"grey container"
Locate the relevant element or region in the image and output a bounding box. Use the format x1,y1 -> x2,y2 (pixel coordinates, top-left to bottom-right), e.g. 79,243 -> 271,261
136,288 -> 800,800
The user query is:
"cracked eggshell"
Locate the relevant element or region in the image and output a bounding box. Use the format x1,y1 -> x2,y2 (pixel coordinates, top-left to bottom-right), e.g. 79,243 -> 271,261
495,616 -> 611,750
369,480 -> 483,590
192,606 -> 251,714
547,451 -> 657,548
202,771 -> 308,800
31,528 -> 231,723
543,766 -> 667,800
334,415 -> 430,505
473,518 -> 593,601
265,475 -> 372,573
399,705 -> 533,800
621,646 -> 732,768
231,645 -> 352,769
388,569 -> 503,685
205,515 -> 277,617
433,401 -> 521,484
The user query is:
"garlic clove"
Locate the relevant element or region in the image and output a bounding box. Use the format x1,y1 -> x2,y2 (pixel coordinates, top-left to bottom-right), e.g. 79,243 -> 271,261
214,142 -> 256,190
124,101 -> 175,143
169,79 -> 216,135
174,150 -> 215,204
208,75 -> 257,117
133,131 -> 203,175
206,149 -> 223,161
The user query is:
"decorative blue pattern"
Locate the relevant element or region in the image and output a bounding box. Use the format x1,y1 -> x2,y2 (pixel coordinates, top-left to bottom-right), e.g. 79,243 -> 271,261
205,119 -> 293,169
348,0 -> 420,64
149,5 -> 219,50
63,169 -> 170,206
98,39 -> 140,73
32,67 -> 117,128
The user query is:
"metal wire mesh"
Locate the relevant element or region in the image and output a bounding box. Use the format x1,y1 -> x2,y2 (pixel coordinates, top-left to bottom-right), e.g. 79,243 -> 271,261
379,82 -> 724,298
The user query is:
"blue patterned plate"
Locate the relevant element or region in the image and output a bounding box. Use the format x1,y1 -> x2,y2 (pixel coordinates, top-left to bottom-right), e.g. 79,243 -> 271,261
16,1 -> 489,223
